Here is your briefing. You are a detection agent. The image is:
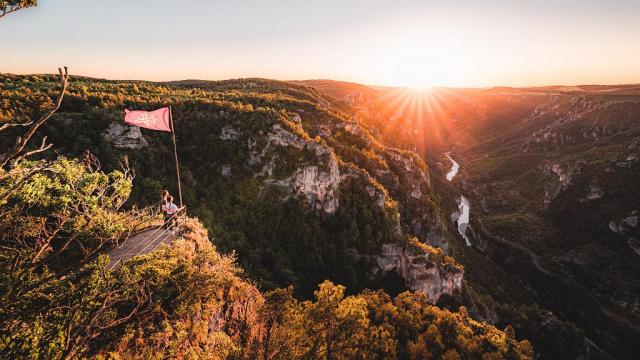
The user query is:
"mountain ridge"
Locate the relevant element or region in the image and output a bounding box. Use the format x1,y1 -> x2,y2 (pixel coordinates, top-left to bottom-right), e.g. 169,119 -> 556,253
2,73 -> 626,358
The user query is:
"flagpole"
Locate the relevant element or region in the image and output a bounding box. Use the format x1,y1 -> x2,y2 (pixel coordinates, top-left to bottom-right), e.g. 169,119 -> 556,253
168,106 -> 183,207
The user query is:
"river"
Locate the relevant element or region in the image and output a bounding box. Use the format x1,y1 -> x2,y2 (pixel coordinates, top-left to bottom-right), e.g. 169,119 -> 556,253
445,152 -> 472,247
445,152 -> 460,181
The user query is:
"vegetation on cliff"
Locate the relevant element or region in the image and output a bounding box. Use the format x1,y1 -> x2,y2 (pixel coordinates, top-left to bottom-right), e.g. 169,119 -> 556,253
0,123 -> 533,358
304,81 -> 634,358
0,74 -> 449,299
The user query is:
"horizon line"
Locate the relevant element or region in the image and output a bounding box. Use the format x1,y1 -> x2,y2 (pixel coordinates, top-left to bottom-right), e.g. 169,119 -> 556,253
3,71 -> 640,91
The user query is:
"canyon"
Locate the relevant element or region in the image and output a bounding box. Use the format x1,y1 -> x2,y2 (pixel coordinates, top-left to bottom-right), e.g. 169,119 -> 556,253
3,75 -> 638,358
308,80 -> 640,358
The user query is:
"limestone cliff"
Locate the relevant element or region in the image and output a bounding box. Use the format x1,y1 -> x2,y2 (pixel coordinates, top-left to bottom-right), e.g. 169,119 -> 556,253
102,123 -> 149,149
373,242 -> 463,303
348,239 -> 464,304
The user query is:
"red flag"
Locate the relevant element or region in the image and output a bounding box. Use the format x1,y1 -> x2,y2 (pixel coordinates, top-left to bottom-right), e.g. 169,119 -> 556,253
124,107 -> 172,132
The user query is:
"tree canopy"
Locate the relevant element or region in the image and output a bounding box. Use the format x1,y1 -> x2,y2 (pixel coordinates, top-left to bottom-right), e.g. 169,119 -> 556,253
0,0 -> 37,18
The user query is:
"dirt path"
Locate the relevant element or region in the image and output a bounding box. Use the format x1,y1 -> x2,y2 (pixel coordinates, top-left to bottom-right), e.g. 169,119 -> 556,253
106,227 -> 176,270
476,218 -> 552,276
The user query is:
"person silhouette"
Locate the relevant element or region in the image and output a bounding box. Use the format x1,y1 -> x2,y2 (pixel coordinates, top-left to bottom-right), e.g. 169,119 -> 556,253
164,195 -> 180,229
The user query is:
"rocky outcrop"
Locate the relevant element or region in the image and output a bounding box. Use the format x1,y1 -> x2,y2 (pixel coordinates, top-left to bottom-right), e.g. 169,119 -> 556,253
220,126 -> 240,140
387,151 -> 431,191
365,184 -> 387,208
102,123 -> 148,149
539,160 -> 585,205
609,210 -> 639,234
373,243 -> 463,303
583,184 -> 604,200
247,123 -> 308,168
342,122 -> 373,145
267,124 -> 307,149
253,124 -> 342,214
522,129 -> 576,153
382,149 -> 446,250
169,218 -> 264,348
615,153 -> 640,168
521,95 -> 639,153
317,125 -> 332,137
292,159 -> 340,214
221,164 -> 231,177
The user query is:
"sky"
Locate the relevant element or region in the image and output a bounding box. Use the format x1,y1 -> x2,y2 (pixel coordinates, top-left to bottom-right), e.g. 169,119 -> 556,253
1,0 -> 639,87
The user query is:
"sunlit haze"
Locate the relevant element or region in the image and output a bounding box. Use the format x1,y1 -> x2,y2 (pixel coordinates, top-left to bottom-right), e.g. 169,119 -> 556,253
2,0 -> 639,87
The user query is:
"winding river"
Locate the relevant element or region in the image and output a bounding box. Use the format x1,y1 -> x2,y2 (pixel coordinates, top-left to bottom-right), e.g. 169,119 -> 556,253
445,152 -> 459,181
445,152 -> 472,247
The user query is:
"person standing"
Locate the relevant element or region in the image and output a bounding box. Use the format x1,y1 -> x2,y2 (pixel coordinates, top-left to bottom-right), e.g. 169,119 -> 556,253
165,195 -> 180,229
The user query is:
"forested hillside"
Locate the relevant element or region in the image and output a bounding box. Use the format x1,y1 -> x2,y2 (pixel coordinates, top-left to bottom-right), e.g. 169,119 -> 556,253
0,74 -> 460,298
450,87 -> 640,358
0,72 -> 536,358
309,81 -> 640,359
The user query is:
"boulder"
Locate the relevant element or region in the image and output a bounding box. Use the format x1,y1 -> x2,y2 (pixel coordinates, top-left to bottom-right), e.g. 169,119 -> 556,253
102,123 -> 148,149
221,164 -> 231,177
374,243 -> 463,303
220,126 -> 240,140
585,184 -> 604,200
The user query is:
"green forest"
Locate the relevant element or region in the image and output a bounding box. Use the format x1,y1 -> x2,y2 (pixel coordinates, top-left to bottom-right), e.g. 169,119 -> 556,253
3,0 -> 638,358
1,73 -> 447,296
0,71 -> 538,358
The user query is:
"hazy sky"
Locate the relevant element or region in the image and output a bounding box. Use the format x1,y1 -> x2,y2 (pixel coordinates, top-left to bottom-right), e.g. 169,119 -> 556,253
2,0 -> 639,87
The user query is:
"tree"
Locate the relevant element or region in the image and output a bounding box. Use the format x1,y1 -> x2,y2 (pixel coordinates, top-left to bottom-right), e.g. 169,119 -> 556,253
0,157 -> 134,269
291,280 -> 396,360
0,67 -> 68,170
0,0 -> 37,19
257,287 -> 296,360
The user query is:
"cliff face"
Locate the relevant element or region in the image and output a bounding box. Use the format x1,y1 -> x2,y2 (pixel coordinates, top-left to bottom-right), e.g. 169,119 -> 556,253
172,218 -> 265,344
255,123 -> 342,214
107,219 -> 521,360
205,97 -> 460,299
102,122 -> 149,149
538,159 -> 585,206
301,80 -> 640,357
373,243 -> 463,302
518,95 -> 640,153
446,87 -> 640,357
217,118 -> 344,215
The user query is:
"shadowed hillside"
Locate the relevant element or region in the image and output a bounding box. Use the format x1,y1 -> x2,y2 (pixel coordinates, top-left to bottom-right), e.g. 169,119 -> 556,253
308,80 -> 639,358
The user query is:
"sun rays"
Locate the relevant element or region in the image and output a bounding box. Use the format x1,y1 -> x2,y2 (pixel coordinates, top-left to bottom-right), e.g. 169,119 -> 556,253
368,86 -> 457,153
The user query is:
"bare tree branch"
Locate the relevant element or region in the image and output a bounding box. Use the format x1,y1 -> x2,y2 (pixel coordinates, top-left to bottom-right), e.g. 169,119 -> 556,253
20,136 -> 52,159
0,67 -> 69,169
0,121 -> 33,133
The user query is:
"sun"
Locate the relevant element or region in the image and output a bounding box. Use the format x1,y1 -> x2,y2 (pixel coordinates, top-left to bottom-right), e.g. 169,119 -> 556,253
396,76 -> 434,92
386,69 -> 440,91
407,83 -> 432,92
402,78 -> 435,92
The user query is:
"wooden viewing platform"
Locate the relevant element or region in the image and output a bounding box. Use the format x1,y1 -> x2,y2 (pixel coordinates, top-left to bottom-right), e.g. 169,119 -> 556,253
106,227 -> 177,270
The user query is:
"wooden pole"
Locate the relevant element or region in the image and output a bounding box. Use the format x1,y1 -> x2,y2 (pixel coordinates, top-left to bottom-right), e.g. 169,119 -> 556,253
169,106 -> 183,207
